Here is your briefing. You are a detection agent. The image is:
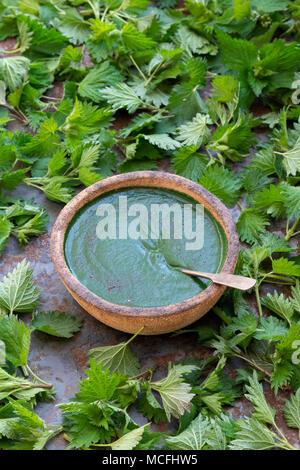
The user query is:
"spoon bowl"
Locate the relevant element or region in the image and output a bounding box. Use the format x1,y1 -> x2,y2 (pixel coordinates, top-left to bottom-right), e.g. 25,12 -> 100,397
180,269 -> 256,291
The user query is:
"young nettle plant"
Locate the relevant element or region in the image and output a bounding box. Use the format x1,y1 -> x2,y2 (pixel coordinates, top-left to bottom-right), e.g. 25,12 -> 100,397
0,260 -> 82,450
239,235 -> 300,317
0,196 -> 49,256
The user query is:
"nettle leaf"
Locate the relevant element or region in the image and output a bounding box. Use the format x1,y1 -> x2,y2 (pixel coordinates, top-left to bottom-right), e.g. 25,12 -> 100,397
208,115 -> 256,161
216,29 -> 258,71
248,72 -> 265,97
21,15 -> 68,59
176,113 -> 211,147
142,133 -> 181,150
199,165 -> 241,207
185,56 -> 206,88
155,0 -> 177,7
230,418 -> 276,450
0,369 -> 45,402
253,184 -> 285,218
168,82 -> 206,124
0,168 -> 29,191
199,356 -> 226,391
206,414 -> 236,450
24,117 -> 60,157
237,209 -> 269,244
261,291 -> 294,325
31,311 -> 82,338
121,23 -> 156,51
234,0 -> 251,21
0,56 -> 30,92
252,0 -> 288,13
32,428 -> 63,451
110,425 -> 148,450
290,281 -> 300,313
119,112 -> 163,138
284,389 -> 300,430
172,147 -> 208,181
57,8 -> 91,44
88,20 -> 119,62
43,179 -> 74,204
0,142 -> 15,171
78,62 -> 123,102
241,169 -> 272,201
277,137 -> 300,176
75,360 -> 123,403
271,362 -> 294,393
12,210 -> 49,246
254,317 -> 288,341
78,167 -> 102,186
0,339 -> 5,364
258,232 -> 292,254
76,145 -> 101,169
0,399 -> 59,449
275,323 -> 300,355
138,387 -> 167,423
118,160 -> 158,173
48,150 -> 67,177
245,372 -> 276,424
63,99 -> 113,145
198,393 -> 223,415
0,315 -> 31,367
165,414 -> 209,450
250,147 -> 276,175
212,75 -> 238,103
281,185 -> 300,219
175,25 -> 217,56
60,402 -> 114,449
15,17 -> 33,53
88,336 -> 140,377
151,367 -> 194,421
0,259 -> 40,314
0,216 -> 12,256
131,429 -> 165,451
101,83 -> 143,113
272,257 -> 300,277
258,39 -> 300,74
223,311 -> 257,347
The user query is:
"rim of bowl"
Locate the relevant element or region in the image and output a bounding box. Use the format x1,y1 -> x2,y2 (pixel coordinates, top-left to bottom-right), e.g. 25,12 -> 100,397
50,171 -> 240,319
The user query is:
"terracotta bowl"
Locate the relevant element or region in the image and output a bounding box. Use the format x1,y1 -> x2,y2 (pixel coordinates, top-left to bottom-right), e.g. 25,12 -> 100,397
50,171 -> 239,335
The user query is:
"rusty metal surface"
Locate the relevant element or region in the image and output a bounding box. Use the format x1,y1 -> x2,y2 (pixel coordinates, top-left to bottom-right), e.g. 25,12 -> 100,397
0,65 -> 299,450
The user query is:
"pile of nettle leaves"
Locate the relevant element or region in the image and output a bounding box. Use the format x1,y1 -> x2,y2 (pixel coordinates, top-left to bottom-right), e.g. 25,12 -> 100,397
0,0 -> 300,451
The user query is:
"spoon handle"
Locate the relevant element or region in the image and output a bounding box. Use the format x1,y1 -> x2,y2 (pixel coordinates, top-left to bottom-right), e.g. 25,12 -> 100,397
180,269 -> 256,291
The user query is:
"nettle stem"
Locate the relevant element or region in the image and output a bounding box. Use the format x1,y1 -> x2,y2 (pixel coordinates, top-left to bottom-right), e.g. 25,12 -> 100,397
125,326 -> 145,346
254,283 -> 263,317
235,352 -> 272,379
21,365 -> 29,377
285,217 -> 300,240
26,364 -> 53,388
130,365 -> 157,381
129,54 -> 146,80
273,422 -> 297,450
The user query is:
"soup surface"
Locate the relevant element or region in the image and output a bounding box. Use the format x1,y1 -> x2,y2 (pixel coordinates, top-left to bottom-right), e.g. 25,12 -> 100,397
64,187 -> 228,307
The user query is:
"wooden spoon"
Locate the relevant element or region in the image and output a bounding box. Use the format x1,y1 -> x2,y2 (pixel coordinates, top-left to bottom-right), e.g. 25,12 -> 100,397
181,269 -> 256,291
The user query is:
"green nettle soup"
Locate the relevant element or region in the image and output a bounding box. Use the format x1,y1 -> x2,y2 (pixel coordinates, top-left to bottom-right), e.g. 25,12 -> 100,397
64,188 -> 228,308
